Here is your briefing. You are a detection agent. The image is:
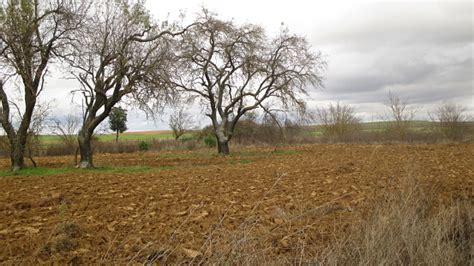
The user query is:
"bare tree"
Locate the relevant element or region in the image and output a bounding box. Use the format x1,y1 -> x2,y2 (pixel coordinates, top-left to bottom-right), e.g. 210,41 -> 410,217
51,114 -> 80,150
385,90 -> 417,141
0,96 -> 51,167
169,108 -> 193,140
0,0 -> 87,171
66,1 -> 189,168
159,10 -> 325,154
315,102 -> 360,141
430,101 -> 471,141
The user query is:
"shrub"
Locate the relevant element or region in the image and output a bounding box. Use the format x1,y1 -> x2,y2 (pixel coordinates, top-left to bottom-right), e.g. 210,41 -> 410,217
203,135 -> 217,148
179,133 -> 199,142
229,116 -> 310,145
0,135 -> 10,156
169,108 -> 194,140
315,102 -> 361,142
232,119 -> 260,142
138,141 -> 149,152
430,101 -> 472,141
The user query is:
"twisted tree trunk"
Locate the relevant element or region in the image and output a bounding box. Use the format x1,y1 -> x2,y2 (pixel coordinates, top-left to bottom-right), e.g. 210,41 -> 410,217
77,129 -> 94,168
10,142 -> 26,172
217,139 -> 230,155
215,127 -> 231,155
1,81 -> 35,171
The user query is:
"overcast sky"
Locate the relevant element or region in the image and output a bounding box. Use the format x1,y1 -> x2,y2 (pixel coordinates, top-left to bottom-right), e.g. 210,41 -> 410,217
39,0 -> 473,131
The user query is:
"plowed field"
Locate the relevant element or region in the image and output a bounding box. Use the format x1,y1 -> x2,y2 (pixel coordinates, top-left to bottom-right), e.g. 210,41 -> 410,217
0,144 -> 472,264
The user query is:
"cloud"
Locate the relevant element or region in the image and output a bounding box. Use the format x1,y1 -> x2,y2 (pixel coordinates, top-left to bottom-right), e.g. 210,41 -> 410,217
305,1 -> 473,119
311,2 -> 473,48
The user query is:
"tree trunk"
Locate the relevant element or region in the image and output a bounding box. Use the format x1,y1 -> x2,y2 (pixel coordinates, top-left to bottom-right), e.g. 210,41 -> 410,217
217,139 -> 230,155
78,130 -> 94,168
215,127 -> 231,155
115,130 -> 119,143
8,128 -> 31,171
1,83 -> 35,172
10,143 -> 25,172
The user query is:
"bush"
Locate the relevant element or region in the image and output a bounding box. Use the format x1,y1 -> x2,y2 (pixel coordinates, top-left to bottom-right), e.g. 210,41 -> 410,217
138,141 -> 149,152
179,133 -> 199,142
430,101 -> 472,141
315,102 -> 361,142
203,135 -> 217,148
228,118 -> 310,145
384,91 -> 418,141
0,135 -> 10,156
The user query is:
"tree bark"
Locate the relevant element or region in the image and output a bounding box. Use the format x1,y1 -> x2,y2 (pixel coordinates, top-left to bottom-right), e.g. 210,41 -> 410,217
10,142 -> 25,172
214,126 -> 231,155
4,112 -> 32,172
12,103 -> 35,170
78,130 -> 94,168
1,81 -> 34,171
217,139 -> 230,155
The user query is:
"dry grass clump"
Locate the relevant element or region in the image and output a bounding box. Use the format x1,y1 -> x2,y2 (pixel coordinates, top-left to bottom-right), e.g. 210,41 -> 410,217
319,177 -> 473,265
38,222 -> 83,258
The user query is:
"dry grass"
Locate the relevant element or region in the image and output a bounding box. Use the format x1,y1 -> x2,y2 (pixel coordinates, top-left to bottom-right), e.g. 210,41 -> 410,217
319,176 -> 473,266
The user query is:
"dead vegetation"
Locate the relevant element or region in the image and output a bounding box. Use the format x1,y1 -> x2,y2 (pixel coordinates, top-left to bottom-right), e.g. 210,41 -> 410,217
314,102 -> 361,142
319,176 -> 473,266
430,101 -> 472,142
385,91 -> 418,141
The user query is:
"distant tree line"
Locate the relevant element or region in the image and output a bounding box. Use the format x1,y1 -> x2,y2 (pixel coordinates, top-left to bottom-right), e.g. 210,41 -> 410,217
313,93 -> 472,143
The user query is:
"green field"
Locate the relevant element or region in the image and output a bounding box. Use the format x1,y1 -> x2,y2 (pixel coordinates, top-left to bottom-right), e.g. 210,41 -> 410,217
39,131 -> 178,144
0,165 -> 174,177
358,120 -> 435,132
307,120 -> 438,136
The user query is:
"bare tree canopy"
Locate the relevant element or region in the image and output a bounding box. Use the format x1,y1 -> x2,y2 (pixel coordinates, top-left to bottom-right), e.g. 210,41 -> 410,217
315,102 -> 360,142
0,0 -> 87,171
385,90 -> 417,141
50,114 -> 81,150
430,101 -> 471,141
159,10 -> 325,154
169,107 -> 193,140
67,0 -> 188,168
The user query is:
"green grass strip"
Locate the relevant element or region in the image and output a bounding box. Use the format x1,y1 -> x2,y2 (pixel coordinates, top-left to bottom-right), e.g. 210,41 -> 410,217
0,165 -> 174,177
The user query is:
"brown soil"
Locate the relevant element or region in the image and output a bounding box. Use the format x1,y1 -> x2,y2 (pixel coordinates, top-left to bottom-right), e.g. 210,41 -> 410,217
0,144 -> 472,264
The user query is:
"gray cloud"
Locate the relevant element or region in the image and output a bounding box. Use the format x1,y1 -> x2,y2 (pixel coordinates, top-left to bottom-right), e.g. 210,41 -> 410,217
307,1 -> 473,119
312,2 -> 473,48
